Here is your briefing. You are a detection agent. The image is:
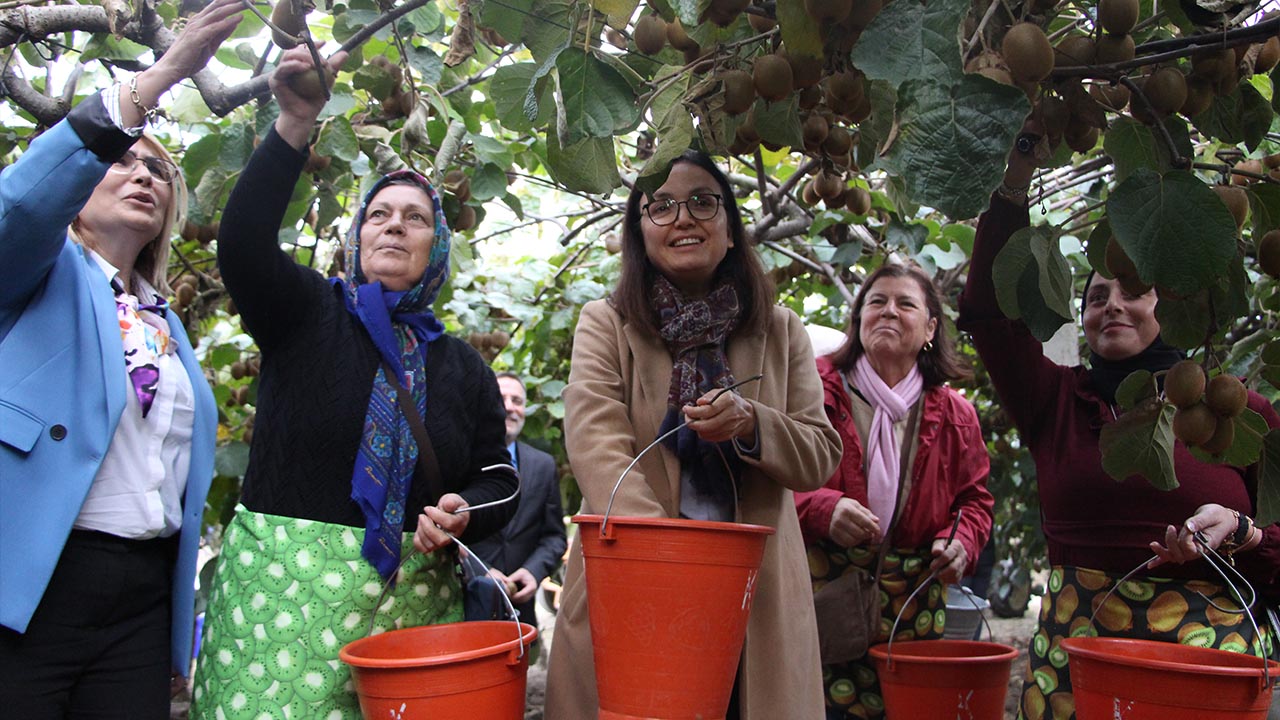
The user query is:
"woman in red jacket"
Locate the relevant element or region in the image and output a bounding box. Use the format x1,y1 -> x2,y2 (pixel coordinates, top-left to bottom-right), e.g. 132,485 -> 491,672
795,263 -> 994,719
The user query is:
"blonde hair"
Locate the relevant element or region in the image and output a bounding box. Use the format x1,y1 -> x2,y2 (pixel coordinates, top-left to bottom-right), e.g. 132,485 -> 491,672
72,133 -> 188,296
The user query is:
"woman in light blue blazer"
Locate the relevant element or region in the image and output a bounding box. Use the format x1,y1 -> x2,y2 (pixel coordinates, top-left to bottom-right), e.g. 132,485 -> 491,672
0,2 -> 243,716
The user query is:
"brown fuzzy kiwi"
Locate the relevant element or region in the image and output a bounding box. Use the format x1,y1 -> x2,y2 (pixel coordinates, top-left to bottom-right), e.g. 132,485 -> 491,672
1179,76 -> 1214,117
1089,82 -> 1131,112
454,204 -> 477,232
1257,37 -> 1280,73
1191,47 -> 1235,83
1258,229 -> 1280,277
845,186 -> 872,215
798,85 -> 823,110
1065,120 -> 1099,153
805,0 -> 852,23
1104,237 -> 1139,280
753,54 -> 795,102
604,27 -> 627,48
1205,374 -> 1247,417
634,15 -> 667,55
747,12 -> 777,33
1002,23 -> 1055,82
666,19 -> 699,52
1054,35 -> 1096,67
801,179 -> 821,206
1165,360 -> 1207,409
304,148 -> 331,173
721,70 -> 755,115
1266,153 -> 1280,170
1143,67 -> 1188,116
813,170 -> 846,200
231,361 -> 247,381
802,114 -> 830,147
1095,33 -> 1136,64
286,66 -> 334,102
824,188 -> 849,210
444,169 -> 471,203
1172,403 -> 1217,446
845,0 -> 883,29
707,0 -> 750,26
1199,416 -> 1235,455
1037,96 -> 1071,137
181,220 -> 200,242
828,70 -> 865,105
1213,185 -> 1248,230
1232,159 -> 1263,185
823,126 -> 853,156
1098,0 -> 1139,35
1214,62 -> 1240,96
176,283 -> 197,307
846,94 -> 872,123
270,0 -> 308,49
197,222 -> 219,245
783,49 -> 825,89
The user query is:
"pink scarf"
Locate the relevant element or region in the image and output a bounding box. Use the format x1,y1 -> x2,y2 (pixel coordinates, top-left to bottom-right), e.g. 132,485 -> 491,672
851,354 -> 923,540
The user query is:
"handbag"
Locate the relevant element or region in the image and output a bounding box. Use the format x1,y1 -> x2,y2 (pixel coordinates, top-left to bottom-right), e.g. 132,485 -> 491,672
382,361 -> 510,621
813,542 -> 888,664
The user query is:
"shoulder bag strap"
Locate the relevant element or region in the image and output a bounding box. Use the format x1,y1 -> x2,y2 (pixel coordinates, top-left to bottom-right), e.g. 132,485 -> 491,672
381,360 -> 445,504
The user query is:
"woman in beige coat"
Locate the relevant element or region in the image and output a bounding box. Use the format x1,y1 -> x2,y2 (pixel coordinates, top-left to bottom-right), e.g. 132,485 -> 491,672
544,150 -> 842,719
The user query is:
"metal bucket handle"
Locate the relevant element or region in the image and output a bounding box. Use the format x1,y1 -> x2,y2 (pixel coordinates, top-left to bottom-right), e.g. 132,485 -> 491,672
883,510 -> 965,671
599,374 -> 763,537
1084,533 -> 1271,691
367,463 -> 528,658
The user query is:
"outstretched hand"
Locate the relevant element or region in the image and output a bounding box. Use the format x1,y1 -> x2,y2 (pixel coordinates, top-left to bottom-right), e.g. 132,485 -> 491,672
271,45 -> 349,149
125,0 -> 245,124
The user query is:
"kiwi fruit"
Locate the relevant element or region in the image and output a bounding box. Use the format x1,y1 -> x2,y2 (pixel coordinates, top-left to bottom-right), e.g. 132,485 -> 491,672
845,186 -> 872,214
805,0 -> 852,23
270,0 -> 308,49
822,126 -> 853,157
1065,120 -> 1099,153
801,179 -> 821,206
1054,35 -> 1096,68
198,222 -> 219,245
1257,37 -> 1280,73
666,19 -> 699,52
707,0 -> 749,26
1213,185 -> 1248,230
1205,374 -> 1248,417
1199,416 -> 1235,455
824,188 -> 849,210
1214,62 -> 1240,96
1036,96 -> 1071,139
1165,360 -> 1206,409
454,204 -> 477,231
753,54 -> 794,102
813,170 -> 845,200
720,70 -> 755,115
828,70 -> 865,105
1143,67 -> 1188,116
846,94 -> 872,123
1003,23 -> 1055,83
1257,229 -> 1280,277
1104,237 -> 1138,279
304,148 -> 330,172
1232,159 -> 1264,185
1172,403 -> 1217,446
798,85 -> 823,110
1095,33 -> 1136,65
802,114 -> 830,147
634,15 -> 667,55
1089,82 -> 1131,112
176,283 -> 197,307
1179,76 -> 1214,117
1192,47 -> 1236,83
181,220 -> 199,242
845,0 -> 883,29
784,49 -> 825,89
1098,0 -> 1139,35
286,66 -> 334,102
747,12 -> 777,33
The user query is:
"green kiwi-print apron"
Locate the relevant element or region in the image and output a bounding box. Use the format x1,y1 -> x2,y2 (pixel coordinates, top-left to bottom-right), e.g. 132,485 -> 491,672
190,505 -> 463,720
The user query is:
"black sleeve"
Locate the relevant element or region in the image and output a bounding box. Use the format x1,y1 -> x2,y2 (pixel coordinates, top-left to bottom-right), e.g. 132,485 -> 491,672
66,92 -> 136,161
216,127 -> 318,350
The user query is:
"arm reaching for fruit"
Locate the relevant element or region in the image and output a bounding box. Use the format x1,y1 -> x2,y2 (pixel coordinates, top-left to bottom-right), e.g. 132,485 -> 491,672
271,46 -> 347,150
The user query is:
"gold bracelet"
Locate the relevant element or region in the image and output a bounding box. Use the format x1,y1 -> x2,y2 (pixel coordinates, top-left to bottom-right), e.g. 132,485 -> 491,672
995,180 -> 1029,202
128,75 -> 159,124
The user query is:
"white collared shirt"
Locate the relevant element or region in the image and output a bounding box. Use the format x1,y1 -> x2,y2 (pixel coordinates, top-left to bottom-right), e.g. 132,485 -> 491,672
73,250 -> 194,538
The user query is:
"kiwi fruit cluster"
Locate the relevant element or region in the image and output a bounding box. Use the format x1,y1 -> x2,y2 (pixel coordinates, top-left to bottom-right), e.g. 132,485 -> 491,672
172,273 -> 201,310
229,356 -> 262,381
180,220 -> 219,246
467,330 -> 511,361
369,56 -> 414,118
1166,360 -> 1249,455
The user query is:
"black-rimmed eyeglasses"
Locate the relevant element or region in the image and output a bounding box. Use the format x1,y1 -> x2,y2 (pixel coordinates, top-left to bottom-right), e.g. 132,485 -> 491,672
642,193 -> 722,226
108,150 -> 178,184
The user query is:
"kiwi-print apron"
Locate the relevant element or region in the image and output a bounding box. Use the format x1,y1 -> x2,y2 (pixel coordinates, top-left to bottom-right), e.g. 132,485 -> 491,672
190,505 -> 463,720
812,541 -> 946,719
1018,565 -> 1274,720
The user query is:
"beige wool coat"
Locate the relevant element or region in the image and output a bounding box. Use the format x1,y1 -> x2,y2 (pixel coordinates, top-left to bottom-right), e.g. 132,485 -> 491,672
544,298 -> 842,720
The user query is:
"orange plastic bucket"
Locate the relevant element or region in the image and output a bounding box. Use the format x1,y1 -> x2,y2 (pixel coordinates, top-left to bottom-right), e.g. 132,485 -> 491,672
339,620 -> 537,719
868,639 -> 1018,719
1062,636 -> 1279,719
573,514 -> 774,720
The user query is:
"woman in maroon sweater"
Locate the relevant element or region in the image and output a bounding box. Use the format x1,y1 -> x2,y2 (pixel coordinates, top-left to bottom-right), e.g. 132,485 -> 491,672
959,134 -> 1280,720
796,264 -> 994,719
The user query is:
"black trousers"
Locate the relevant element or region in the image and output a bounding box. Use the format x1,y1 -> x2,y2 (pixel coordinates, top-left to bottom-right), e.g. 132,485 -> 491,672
0,530 -> 176,719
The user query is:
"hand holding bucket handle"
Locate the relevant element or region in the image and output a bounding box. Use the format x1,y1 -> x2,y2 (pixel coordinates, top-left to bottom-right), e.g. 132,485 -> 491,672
600,374 -> 764,537
1084,532 -> 1272,690
883,509 -> 965,670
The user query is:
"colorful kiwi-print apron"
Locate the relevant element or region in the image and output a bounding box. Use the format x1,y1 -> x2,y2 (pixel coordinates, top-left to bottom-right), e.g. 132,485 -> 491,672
190,506 -> 463,720
812,541 -> 946,719
1018,565 -> 1274,720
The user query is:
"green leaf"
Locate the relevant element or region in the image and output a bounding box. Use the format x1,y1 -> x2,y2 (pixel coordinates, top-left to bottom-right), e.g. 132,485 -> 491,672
775,0 -> 824,58
545,134 -> 621,194
1106,169 -> 1238,296
1257,429 -> 1280,526
556,48 -> 640,144
1193,81 -> 1273,151
1248,183 -> 1280,239
1115,370 -> 1155,411
217,124 -> 255,173
81,34 -> 150,62
592,0 -> 640,19
471,135 -> 515,168
1086,219 -> 1112,277
850,0 -> 968,85
1099,399 -> 1178,490
1103,116 -> 1194,182
181,134 -> 221,188
406,46 -> 443,86
471,163 -> 510,202
1155,290 -> 1216,350
352,63 -> 396,100
879,76 -> 1029,220
991,226 -> 1073,341
491,63 -> 552,132
214,441 -> 251,479
753,95 -> 804,149
478,0 -> 530,43
885,219 -> 928,255
316,116 -> 359,162
1188,408 -> 1266,467
1026,225 -> 1074,320
639,93 -> 695,186
523,0 -> 574,64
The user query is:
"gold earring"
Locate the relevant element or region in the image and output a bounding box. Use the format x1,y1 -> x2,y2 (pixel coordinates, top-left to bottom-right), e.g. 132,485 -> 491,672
923,340 -> 934,352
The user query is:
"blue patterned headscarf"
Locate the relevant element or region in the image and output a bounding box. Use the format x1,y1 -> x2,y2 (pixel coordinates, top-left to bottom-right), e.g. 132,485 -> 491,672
330,169 -> 452,579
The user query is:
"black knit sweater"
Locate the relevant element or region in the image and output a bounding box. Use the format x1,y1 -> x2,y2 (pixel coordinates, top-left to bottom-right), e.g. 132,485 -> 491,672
216,128 -> 515,544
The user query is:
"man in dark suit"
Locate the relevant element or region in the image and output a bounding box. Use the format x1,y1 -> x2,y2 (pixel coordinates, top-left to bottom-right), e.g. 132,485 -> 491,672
472,372 -> 568,626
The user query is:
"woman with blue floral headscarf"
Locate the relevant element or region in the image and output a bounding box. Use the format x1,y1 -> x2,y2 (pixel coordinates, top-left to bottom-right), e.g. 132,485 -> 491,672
191,47 -> 516,719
